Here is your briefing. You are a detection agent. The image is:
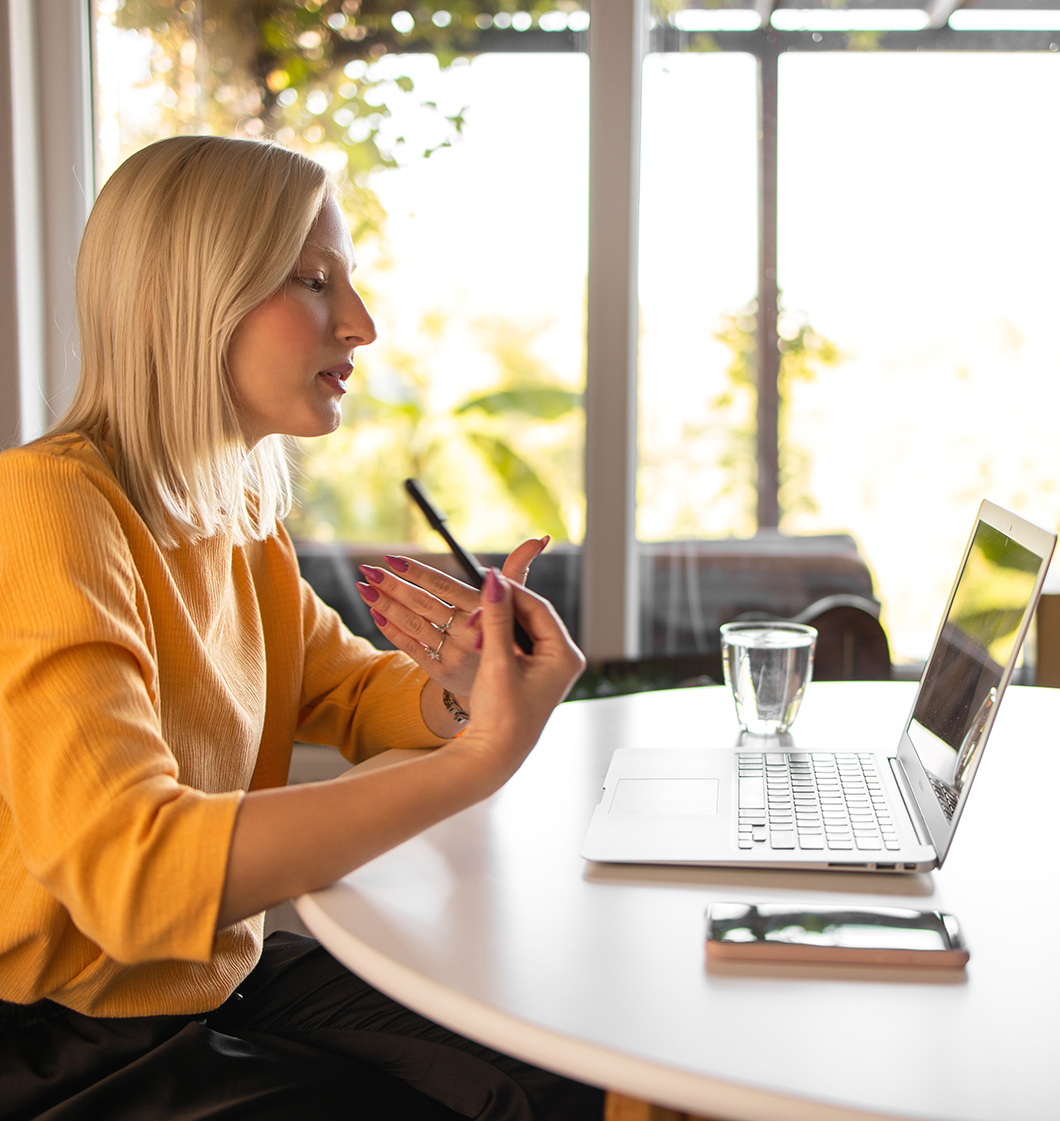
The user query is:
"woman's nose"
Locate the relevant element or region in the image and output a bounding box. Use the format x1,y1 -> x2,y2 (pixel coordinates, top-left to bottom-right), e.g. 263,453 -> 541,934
340,289 -> 377,347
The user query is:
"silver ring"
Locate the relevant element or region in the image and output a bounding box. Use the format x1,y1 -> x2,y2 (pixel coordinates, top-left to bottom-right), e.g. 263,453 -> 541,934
435,610 -> 456,636
426,631 -> 446,661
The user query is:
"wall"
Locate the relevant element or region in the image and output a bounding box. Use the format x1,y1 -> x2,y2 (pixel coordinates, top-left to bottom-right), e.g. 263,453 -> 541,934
0,0 -> 93,451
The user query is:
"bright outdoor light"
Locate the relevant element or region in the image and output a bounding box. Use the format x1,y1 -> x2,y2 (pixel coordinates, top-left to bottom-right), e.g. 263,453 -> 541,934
771,8 -> 930,30
390,10 -> 415,34
539,11 -> 569,31
305,89 -> 329,114
949,8 -> 1060,29
670,9 -> 761,31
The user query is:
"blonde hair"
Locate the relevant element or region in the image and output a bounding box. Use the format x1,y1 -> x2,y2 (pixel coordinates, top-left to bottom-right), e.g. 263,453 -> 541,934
56,135 -> 332,546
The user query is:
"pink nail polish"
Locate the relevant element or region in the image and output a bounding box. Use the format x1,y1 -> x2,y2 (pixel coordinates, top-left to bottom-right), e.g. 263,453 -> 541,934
539,535 -> 551,549
485,568 -> 504,604
474,630 -> 483,651
370,608 -> 388,627
384,555 -> 409,573
360,565 -> 386,584
466,608 -> 482,628
357,581 -> 379,603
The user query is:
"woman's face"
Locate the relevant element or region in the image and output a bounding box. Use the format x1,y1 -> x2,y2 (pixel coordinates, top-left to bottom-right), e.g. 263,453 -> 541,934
227,195 -> 376,445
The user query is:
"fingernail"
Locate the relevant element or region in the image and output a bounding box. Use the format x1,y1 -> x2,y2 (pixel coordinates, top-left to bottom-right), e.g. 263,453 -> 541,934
474,630 -> 483,651
485,568 -> 504,604
384,555 -> 409,573
370,608 -> 388,627
539,535 -> 551,550
466,608 -> 482,628
360,565 -> 386,584
356,581 -> 379,603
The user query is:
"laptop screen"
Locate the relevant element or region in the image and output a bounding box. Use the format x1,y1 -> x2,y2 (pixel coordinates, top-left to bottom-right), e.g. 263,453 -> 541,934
907,520 -> 1042,822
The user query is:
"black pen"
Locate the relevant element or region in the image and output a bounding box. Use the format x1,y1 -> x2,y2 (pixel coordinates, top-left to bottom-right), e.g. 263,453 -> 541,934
404,478 -> 534,654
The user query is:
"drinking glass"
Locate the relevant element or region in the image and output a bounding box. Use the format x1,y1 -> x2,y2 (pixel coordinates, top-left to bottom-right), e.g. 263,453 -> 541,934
720,621 -> 817,735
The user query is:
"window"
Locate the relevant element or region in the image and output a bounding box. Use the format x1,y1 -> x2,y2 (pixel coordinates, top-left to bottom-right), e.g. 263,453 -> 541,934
637,51 -> 758,541
778,50 -> 1060,659
641,3 -> 1060,665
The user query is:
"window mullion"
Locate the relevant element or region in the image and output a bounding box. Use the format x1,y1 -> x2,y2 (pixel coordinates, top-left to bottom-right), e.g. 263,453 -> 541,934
583,0 -> 647,660
756,40 -> 781,530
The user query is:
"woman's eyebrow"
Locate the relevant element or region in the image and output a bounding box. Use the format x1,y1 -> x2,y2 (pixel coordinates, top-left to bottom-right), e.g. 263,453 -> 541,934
303,240 -> 354,269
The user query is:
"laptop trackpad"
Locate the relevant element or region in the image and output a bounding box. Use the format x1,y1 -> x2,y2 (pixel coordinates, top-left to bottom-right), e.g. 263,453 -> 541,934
610,778 -> 719,816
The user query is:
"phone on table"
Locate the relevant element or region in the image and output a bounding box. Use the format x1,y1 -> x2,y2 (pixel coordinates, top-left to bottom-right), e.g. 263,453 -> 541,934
705,903 -> 970,967
404,478 -> 534,654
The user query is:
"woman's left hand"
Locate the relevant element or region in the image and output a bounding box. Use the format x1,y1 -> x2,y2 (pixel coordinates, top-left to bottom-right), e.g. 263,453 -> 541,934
356,536 -> 550,697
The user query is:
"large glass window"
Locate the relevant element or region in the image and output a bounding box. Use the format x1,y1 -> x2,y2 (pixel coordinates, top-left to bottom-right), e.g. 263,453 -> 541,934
778,51 -> 1060,660
637,3 -> 1060,667
89,0 -> 1060,663
637,51 -> 758,541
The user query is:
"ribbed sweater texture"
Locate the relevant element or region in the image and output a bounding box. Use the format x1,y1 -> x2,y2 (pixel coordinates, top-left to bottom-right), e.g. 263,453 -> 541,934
0,435 -> 443,1017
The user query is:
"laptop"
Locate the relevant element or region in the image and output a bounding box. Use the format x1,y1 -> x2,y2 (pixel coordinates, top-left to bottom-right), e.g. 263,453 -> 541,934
581,501 -> 1056,872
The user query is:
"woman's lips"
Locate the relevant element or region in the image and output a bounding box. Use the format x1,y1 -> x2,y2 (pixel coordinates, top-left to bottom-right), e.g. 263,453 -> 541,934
318,369 -> 349,394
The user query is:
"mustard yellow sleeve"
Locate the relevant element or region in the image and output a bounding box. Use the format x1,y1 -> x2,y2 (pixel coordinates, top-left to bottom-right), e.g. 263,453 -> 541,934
0,450 -> 241,965
295,575 -> 449,762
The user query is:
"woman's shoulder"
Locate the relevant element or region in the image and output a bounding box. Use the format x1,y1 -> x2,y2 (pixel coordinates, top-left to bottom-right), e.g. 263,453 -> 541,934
0,433 -> 136,537
0,432 -> 115,484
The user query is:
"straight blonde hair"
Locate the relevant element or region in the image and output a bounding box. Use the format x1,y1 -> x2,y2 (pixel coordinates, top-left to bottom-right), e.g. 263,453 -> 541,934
56,135 -> 332,546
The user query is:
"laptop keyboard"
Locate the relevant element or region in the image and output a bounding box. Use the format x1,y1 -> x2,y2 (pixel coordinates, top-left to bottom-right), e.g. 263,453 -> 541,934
737,752 -> 901,853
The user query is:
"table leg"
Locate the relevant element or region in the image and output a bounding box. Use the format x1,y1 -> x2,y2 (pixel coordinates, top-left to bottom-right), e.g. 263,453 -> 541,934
604,1091 -> 723,1121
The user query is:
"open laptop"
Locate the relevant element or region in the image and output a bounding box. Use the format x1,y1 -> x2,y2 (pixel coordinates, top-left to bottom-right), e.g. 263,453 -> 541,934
581,501 -> 1056,872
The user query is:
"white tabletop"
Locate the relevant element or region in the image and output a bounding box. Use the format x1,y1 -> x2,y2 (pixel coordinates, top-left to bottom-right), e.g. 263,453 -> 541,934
295,681 -> 1060,1121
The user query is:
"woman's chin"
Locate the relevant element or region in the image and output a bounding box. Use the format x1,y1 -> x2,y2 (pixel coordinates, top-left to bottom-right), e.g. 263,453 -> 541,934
291,408 -> 344,440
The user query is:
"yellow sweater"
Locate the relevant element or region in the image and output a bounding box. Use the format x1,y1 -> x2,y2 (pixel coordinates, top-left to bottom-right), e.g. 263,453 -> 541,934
0,435 -> 445,1018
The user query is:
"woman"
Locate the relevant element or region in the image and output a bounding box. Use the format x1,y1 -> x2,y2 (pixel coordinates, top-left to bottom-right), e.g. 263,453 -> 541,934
0,135 -> 599,1120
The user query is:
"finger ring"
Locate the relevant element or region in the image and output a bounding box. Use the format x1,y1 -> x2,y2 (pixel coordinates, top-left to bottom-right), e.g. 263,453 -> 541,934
434,610 -> 456,635
426,631 -> 446,661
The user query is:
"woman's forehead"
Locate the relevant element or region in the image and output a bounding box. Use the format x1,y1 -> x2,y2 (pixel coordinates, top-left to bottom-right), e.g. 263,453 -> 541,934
303,196 -> 356,270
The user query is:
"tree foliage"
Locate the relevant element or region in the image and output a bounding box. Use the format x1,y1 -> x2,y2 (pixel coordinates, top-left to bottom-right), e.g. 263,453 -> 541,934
110,1 -> 585,233
713,298 -> 843,529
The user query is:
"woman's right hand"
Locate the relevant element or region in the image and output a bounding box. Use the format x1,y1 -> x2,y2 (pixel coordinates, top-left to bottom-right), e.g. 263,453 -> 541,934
450,569 -> 585,784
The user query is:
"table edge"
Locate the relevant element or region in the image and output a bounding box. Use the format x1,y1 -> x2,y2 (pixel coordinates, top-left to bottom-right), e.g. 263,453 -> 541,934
294,890 -> 923,1121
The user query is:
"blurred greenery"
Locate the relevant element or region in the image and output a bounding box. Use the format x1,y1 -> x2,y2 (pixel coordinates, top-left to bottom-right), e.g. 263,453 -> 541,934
107,0 -> 516,234
711,297 -> 843,532
109,0 -> 586,201
283,312 -> 584,546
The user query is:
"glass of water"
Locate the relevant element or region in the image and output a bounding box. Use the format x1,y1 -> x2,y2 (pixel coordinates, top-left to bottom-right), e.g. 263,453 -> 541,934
720,622 -> 817,735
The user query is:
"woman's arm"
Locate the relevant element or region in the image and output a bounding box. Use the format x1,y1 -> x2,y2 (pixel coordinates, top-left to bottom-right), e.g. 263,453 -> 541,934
217,570 -> 583,928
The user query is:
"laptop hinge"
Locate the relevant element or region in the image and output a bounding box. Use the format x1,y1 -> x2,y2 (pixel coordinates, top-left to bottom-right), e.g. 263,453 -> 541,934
889,757 -> 934,848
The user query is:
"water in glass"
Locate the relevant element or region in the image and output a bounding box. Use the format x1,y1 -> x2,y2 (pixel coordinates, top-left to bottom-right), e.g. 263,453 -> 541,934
721,623 -> 816,735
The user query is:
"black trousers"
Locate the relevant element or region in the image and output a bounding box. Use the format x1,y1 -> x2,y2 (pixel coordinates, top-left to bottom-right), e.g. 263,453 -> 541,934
0,933 -> 604,1121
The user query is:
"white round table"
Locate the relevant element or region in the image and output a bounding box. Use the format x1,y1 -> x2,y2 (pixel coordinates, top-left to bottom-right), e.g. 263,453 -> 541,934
296,681 -> 1060,1121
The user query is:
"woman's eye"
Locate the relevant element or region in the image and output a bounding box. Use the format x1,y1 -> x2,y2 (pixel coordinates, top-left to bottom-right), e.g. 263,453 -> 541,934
297,276 -> 326,293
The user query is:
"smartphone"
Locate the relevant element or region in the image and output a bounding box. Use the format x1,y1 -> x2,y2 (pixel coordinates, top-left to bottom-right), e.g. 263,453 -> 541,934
404,478 -> 534,654
705,903 -> 970,967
